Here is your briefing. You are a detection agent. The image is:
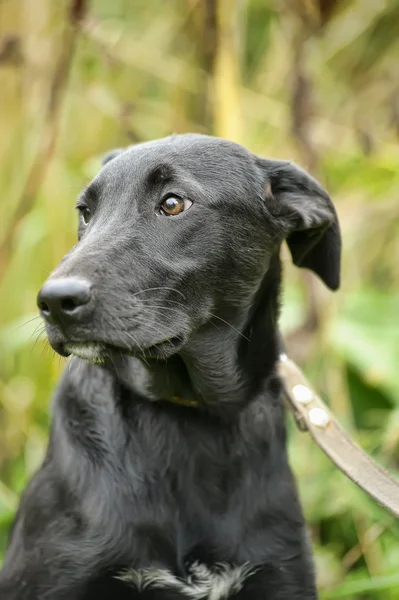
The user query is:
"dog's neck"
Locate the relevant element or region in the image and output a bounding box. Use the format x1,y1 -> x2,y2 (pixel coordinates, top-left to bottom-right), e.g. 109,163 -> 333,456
109,255 -> 282,413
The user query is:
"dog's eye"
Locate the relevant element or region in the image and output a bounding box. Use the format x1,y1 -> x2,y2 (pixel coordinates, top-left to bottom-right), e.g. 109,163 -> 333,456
78,207 -> 91,225
160,195 -> 192,216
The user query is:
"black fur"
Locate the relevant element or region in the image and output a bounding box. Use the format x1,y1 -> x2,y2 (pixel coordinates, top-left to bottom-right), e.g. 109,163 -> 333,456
0,134 -> 341,599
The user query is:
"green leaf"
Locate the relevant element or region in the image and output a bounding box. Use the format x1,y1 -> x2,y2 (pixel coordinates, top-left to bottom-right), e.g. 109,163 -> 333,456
329,291 -> 399,403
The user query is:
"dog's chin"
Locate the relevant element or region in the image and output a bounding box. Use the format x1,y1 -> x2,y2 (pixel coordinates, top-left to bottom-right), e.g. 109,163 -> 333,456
49,336 -> 186,363
64,342 -> 105,364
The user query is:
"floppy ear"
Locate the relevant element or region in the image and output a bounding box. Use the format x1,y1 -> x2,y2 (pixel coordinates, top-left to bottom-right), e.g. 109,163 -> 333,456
102,148 -> 124,166
257,158 -> 341,291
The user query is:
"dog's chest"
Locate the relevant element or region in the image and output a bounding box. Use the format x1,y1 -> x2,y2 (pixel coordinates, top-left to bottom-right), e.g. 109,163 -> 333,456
59,400 -> 266,560
56,377 -> 286,568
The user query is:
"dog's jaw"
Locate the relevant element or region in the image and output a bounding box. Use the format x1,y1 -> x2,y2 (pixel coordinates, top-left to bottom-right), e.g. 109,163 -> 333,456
92,256 -> 283,412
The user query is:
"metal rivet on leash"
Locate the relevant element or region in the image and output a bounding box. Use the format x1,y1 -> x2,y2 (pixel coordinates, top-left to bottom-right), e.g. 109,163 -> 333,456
292,384 -> 313,405
308,407 -> 330,429
279,357 -> 399,518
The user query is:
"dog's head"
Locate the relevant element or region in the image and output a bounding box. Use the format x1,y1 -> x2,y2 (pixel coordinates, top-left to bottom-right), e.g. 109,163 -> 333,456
38,134 -> 340,363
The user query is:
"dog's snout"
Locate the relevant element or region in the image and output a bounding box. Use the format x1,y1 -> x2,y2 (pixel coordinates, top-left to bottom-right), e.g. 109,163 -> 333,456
37,278 -> 93,324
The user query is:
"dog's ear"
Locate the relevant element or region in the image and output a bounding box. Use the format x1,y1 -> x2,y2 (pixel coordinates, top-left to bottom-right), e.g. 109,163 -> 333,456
256,157 -> 341,291
102,148 -> 124,166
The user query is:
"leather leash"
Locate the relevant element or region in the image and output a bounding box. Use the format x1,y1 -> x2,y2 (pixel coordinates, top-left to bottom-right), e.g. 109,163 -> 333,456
279,354 -> 399,519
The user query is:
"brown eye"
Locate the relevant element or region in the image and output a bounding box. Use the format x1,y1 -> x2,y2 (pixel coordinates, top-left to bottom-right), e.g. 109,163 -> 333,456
81,208 -> 91,225
160,196 -> 192,216
77,205 -> 91,225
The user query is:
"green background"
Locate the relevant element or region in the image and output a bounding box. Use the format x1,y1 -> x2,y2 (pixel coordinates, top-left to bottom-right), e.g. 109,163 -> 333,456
1,1 -> 399,598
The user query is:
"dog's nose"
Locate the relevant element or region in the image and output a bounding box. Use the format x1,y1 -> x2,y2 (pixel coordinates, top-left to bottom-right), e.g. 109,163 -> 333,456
37,278 -> 92,324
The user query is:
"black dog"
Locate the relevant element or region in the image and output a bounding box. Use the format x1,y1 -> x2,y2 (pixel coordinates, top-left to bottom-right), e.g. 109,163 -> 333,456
0,134 -> 340,599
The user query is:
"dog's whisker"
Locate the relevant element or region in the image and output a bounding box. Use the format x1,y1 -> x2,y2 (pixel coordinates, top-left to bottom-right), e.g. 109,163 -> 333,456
107,351 -> 121,379
29,322 -> 46,341
30,328 -> 47,356
138,299 -> 185,308
106,315 -> 153,366
131,287 -> 186,300
11,315 -> 42,333
102,313 -> 166,339
115,310 -> 183,321
105,294 -> 186,310
38,339 -> 50,359
208,313 -> 250,342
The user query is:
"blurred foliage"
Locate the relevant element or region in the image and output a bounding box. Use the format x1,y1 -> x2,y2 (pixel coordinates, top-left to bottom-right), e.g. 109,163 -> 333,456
1,0 -> 399,597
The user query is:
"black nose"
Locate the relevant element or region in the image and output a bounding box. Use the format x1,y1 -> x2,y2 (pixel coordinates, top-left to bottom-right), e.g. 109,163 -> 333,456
37,278 -> 93,324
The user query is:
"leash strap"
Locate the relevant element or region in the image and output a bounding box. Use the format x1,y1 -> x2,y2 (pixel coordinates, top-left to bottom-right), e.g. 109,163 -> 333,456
279,354 -> 399,519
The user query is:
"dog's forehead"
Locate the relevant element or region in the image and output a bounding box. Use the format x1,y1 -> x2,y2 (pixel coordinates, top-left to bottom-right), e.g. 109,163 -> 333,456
97,134 -> 256,189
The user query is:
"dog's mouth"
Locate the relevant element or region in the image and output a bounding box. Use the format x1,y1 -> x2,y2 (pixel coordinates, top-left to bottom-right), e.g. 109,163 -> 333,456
61,335 -> 185,363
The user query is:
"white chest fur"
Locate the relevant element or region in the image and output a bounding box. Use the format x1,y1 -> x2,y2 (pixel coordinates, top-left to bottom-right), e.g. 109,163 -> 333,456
119,562 -> 259,599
